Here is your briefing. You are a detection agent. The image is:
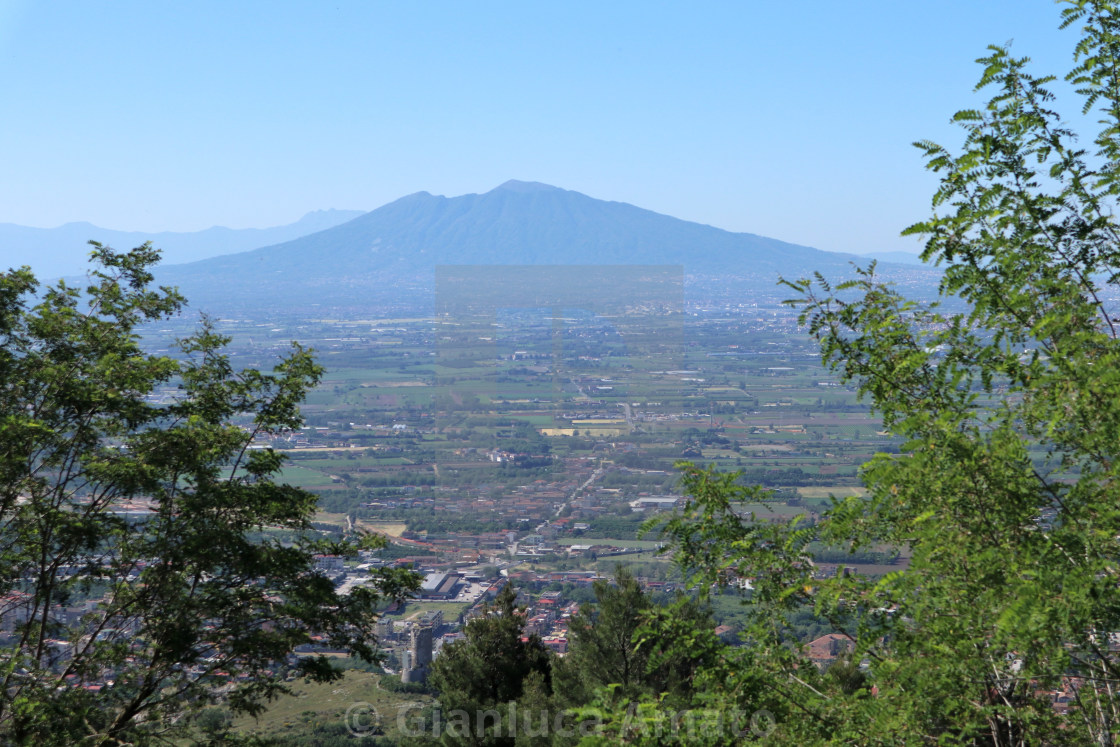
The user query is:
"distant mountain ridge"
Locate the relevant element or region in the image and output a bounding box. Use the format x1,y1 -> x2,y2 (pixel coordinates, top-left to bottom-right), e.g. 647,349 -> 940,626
0,209 -> 364,278
159,180 -> 927,315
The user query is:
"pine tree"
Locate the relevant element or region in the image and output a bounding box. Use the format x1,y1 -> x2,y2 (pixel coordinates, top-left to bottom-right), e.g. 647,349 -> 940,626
427,584 -> 552,746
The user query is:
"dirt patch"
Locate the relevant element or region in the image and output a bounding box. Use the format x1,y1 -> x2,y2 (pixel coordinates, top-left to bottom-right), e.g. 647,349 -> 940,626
356,521 -> 408,538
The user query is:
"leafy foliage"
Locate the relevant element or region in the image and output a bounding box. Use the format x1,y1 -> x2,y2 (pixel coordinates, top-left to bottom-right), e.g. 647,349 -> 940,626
425,584 -> 553,746
581,2 -> 1120,743
554,566 -> 715,711
0,244 -> 418,745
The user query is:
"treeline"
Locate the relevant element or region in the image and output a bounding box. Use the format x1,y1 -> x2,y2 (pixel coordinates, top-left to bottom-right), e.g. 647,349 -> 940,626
415,569 -> 736,746
580,515 -> 648,540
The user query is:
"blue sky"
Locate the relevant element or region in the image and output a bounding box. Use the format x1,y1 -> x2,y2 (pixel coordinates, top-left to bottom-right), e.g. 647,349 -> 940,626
0,1 -> 1084,254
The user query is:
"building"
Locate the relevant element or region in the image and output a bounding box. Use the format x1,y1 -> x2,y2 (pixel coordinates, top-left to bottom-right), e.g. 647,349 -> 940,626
418,572 -> 463,600
401,625 -> 434,683
807,633 -> 853,668
628,495 -> 683,512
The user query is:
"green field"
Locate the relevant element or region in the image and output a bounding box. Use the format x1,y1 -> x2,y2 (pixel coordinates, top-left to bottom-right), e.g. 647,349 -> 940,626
399,600 -> 472,621
734,502 -> 813,519
275,465 -> 339,488
233,670 -> 434,742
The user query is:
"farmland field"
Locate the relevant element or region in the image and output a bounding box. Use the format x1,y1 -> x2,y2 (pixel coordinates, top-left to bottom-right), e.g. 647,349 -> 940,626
232,670 -> 434,742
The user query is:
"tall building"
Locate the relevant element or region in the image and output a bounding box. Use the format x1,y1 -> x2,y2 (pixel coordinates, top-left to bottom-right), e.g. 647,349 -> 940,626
401,624 -> 433,683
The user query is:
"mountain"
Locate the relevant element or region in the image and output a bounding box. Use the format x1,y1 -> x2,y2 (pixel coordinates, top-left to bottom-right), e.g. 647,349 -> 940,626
0,209 -> 364,279
158,181 -> 931,315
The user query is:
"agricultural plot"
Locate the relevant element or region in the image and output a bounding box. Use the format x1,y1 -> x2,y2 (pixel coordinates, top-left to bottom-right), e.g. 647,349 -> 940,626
356,521 -> 408,537
274,465 -> 340,489
199,306 -> 902,577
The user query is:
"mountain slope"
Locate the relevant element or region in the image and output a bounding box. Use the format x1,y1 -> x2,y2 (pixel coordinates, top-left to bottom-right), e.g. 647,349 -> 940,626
159,181 -> 901,314
0,209 -> 364,278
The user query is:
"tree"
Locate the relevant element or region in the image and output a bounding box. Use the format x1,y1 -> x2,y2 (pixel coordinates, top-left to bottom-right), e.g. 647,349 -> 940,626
556,567 -> 651,707
0,243 -> 418,744
564,573 -> 762,747
427,583 -> 553,746
555,566 -> 715,710
642,1 -> 1120,743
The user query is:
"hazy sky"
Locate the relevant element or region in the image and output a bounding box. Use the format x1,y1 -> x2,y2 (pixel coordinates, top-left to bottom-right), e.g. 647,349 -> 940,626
0,1 -> 1085,254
